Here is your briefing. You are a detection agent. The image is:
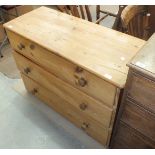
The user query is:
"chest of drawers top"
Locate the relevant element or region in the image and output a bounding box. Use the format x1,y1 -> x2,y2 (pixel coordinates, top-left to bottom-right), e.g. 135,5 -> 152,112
4,6 -> 145,88
129,34 -> 155,78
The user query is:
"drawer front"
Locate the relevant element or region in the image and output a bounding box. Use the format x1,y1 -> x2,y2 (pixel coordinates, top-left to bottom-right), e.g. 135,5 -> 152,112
7,30 -> 117,108
111,121 -> 155,149
13,51 -> 114,128
22,73 -> 111,146
121,99 -> 155,141
127,71 -> 155,113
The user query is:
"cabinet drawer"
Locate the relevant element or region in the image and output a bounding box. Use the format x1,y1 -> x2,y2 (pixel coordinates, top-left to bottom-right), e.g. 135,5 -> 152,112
111,121 -> 155,149
127,71 -> 155,113
21,74 -> 111,146
7,30 -> 117,108
13,51 -> 114,128
121,99 -> 155,141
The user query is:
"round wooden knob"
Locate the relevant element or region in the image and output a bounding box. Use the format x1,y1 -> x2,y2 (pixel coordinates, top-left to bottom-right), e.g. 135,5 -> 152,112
17,43 -> 25,50
77,78 -> 87,87
24,67 -> 31,74
30,44 -> 35,50
79,103 -> 87,110
81,122 -> 89,130
75,66 -> 83,73
31,88 -> 38,95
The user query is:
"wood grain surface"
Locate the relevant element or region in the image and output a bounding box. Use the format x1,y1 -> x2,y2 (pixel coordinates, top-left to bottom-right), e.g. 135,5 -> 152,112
8,31 -> 117,107
4,6 -> 146,88
21,73 -> 111,146
13,51 -> 115,128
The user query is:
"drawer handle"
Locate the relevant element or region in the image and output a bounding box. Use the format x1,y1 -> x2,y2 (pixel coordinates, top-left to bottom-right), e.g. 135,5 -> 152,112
75,66 -> 83,73
79,103 -> 88,110
24,67 -> 31,74
76,77 -> 87,87
81,122 -> 89,130
17,43 -> 25,50
31,88 -> 38,95
30,44 -> 35,50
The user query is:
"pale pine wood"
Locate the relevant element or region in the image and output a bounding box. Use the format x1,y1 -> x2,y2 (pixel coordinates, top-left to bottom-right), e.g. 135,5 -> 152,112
21,73 -> 111,146
4,7 -> 147,147
13,51 -> 115,127
8,31 -> 117,108
4,6 -> 146,88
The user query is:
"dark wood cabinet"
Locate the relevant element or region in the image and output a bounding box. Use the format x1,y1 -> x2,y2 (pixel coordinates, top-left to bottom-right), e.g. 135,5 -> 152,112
121,99 -> 155,141
127,71 -> 155,113
112,121 -> 155,149
110,34 -> 155,149
148,6 -> 155,36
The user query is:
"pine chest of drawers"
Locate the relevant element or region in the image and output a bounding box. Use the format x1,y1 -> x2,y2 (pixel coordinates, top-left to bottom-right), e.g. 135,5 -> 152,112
4,7 -> 145,147
110,34 -> 155,148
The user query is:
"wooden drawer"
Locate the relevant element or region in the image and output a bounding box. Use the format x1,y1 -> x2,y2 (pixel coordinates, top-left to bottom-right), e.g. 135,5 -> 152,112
121,99 -> 155,142
13,51 -> 114,128
111,121 -> 155,149
127,71 -> 155,113
21,73 -> 111,146
7,30 -> 117,108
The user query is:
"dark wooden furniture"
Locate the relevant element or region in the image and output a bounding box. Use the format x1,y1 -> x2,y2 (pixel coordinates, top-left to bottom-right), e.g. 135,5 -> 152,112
57,5 -> 92,22
0,5 -> 19,57
96,5 -> 125,28
57,5 -> 118,24
120,5 -> 151,40
148,6 -> 155,36
110,34 -> 155,149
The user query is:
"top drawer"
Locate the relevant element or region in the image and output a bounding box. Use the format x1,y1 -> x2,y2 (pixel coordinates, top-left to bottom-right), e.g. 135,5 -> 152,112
127,70 -> 155,113
7,30 -> 117,108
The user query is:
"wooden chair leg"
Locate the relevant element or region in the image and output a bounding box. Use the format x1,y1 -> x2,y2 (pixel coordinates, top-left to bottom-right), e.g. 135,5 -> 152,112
79,5 -> 85,19
57,5 -> 66,12
85,6 -> 92,22
96,5 -> 100,20
0,36 -> 8,58
95,14 -> 109,24
143,13 -> 151,40
112,5 -> 125,30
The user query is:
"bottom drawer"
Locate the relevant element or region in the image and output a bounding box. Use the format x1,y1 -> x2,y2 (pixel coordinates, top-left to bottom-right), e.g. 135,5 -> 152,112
111,121 -> 155,149
121,99 -> 155,141
21,73 -> 111,146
